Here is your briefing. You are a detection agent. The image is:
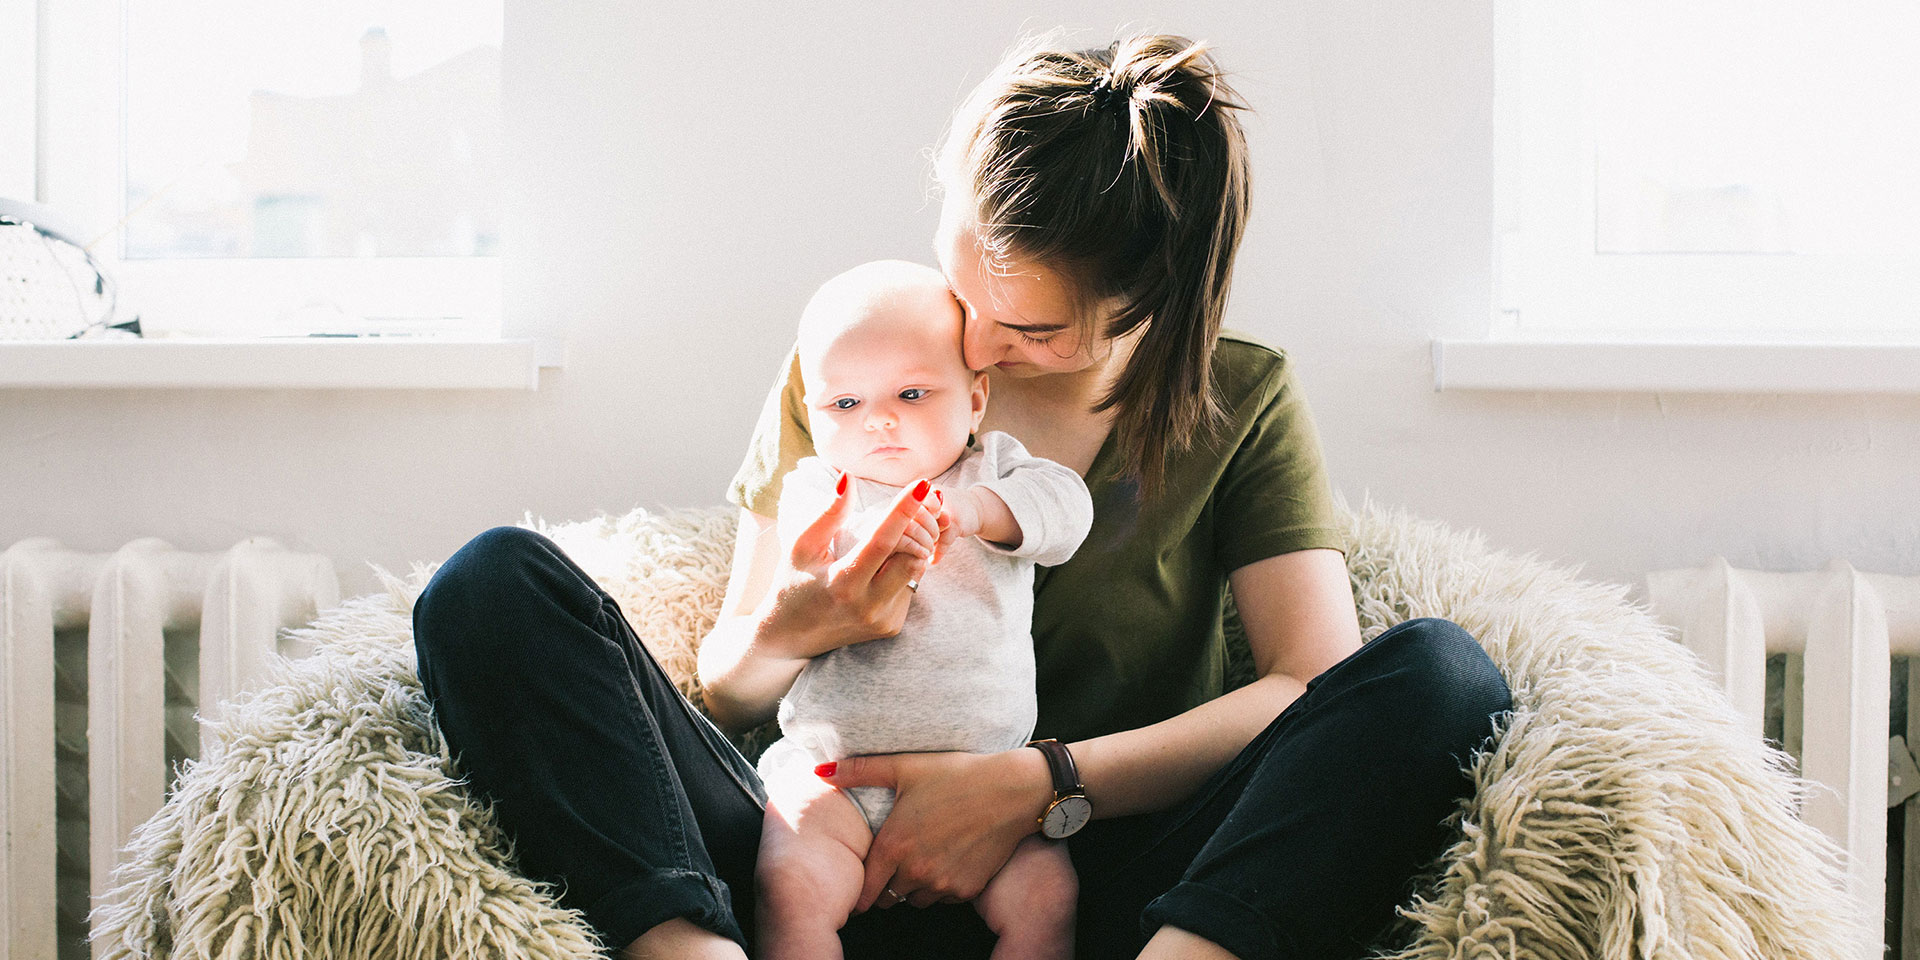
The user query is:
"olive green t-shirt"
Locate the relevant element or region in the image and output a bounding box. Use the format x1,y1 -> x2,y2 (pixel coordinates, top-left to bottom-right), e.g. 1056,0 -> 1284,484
726,334 -> 1345,744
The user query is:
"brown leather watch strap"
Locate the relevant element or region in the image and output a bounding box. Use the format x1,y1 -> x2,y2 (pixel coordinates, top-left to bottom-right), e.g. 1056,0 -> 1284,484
1027,738 -> 1083,797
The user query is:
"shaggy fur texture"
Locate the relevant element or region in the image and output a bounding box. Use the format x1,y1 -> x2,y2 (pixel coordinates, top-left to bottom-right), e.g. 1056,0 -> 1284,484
90,503 -> 1869,959
1342,502 -> 1871,959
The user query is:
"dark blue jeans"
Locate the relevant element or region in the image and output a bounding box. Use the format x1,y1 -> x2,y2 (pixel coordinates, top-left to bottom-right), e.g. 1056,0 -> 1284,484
413,526 -> 1512,960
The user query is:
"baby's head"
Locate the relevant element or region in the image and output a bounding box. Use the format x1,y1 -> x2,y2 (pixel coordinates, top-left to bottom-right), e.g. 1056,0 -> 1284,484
798,260 -> 987,487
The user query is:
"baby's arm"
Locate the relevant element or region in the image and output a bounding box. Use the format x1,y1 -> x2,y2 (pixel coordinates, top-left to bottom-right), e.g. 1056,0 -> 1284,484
944,485 -> 1022,547
947,432 -> 1093,567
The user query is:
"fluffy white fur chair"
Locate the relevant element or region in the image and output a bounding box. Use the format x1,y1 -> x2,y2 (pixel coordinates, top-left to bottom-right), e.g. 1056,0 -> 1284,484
89,503 -> 1870,959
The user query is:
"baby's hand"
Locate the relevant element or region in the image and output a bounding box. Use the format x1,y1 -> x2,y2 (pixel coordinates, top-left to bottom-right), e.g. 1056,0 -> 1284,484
934,487 -> 983,546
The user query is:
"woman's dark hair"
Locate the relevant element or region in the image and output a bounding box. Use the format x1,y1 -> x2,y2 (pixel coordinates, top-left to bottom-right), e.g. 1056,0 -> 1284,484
937,33 -> 1251,498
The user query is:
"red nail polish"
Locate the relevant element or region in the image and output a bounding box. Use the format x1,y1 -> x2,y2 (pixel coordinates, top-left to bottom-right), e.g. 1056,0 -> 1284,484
814,762 -> 837,778
934,489 -> 943,504
912,479 -> 930,501
836,472 -> 849,496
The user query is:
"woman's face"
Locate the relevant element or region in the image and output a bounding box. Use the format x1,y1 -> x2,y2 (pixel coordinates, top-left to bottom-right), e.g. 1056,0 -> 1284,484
934,202 -> 1111,378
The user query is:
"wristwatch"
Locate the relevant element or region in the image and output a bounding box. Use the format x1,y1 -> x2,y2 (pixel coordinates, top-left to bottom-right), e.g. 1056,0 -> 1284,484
1027,738 -> 1092,839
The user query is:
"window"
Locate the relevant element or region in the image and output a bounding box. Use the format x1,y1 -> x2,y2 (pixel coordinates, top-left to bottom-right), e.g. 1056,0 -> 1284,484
1493,0 -> 1920,344
32,0 -> 504,338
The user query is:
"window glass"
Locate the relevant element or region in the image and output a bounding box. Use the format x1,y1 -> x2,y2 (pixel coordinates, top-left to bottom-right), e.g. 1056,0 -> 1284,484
122,1 -> 503,260
1592,0 -> 1920,256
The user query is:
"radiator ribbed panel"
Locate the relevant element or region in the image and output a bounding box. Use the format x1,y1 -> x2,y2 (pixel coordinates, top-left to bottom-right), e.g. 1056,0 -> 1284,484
0,538 -> 339,960
1649,560 -> 1920,959
53,623 -> 87,960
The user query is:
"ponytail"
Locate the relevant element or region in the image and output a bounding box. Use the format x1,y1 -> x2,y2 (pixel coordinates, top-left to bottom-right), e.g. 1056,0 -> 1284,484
938,33 -> 1250,499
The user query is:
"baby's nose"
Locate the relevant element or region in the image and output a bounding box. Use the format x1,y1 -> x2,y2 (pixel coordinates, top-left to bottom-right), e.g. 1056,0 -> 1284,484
866,408 -> 896,430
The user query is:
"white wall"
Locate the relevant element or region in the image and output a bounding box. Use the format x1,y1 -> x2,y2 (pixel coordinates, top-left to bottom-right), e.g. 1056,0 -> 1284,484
4,0 -> 1915,599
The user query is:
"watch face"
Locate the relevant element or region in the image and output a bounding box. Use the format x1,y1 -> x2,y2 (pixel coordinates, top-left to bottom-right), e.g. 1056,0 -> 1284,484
1042,796 -> 1092,839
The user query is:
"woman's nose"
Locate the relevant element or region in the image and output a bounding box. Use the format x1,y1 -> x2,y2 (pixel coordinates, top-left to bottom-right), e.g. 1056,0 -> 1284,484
962,319 -> 1002,370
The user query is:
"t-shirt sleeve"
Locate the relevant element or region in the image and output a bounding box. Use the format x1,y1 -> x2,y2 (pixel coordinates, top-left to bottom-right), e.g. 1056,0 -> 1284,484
971,430 -> 1094,567
1212,359 -> 1347,572
727,345 -> 815,518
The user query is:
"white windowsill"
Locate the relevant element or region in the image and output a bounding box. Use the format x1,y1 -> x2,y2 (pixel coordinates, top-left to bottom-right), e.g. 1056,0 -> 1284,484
0,338 -> 561,389
1432,339 -> 1920,394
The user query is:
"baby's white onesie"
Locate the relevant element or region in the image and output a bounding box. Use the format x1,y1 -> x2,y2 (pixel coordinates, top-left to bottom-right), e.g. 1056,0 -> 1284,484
757,430 -> 1094,832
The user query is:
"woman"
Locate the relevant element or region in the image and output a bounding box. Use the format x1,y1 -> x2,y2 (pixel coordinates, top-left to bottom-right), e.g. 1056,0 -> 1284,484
413,33 -> 1511,960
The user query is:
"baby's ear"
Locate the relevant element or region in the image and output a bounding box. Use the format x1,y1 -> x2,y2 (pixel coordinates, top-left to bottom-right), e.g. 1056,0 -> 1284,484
970,370 -> 989,427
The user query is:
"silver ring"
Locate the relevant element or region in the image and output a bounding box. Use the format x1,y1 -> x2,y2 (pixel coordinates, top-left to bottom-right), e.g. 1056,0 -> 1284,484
906,579 -> 919,592
882,886 -> 903,904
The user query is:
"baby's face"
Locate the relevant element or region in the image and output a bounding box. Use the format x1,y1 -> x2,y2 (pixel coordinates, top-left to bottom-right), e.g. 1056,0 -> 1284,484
803,302 -> 984,488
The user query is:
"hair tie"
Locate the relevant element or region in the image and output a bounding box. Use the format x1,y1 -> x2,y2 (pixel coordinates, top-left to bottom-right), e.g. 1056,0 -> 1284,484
1088,74 -> 1123,112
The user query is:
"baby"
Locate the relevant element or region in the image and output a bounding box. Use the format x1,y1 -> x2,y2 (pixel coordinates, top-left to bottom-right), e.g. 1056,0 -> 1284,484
753,260 -> 1094,960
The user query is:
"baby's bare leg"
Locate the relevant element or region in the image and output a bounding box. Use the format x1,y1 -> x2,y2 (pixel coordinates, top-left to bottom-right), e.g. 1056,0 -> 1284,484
619,918 -> 747,960
755,767 -> 875,960
973,835 -> 1077,960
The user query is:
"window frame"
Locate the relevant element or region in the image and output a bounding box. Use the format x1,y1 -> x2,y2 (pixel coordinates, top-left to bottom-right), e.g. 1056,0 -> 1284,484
1437,0 -> 1920,394
32,0 -> 504,340
0,3 -> 33,199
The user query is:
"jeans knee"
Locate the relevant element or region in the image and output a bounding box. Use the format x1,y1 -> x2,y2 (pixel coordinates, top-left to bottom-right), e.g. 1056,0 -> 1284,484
414,525 -> 566,662
1371,618 -> 1512,753
454,525 -> 553,582
467,524 -> 549,555
420,524 -> 549,601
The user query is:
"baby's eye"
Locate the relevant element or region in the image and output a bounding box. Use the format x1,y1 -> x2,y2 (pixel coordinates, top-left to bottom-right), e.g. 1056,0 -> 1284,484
832,397 -> 859,410
899,388 -> 928,401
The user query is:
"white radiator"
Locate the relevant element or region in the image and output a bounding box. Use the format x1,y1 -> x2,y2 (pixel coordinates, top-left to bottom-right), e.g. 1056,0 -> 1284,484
1647,559 -> 1920,958
1,537 -> 339,960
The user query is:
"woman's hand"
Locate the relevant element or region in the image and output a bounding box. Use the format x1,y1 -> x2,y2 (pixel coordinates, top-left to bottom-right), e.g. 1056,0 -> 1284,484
698,477 -> 944,731
817,746 -> 1054,911
765,475 -> 943,660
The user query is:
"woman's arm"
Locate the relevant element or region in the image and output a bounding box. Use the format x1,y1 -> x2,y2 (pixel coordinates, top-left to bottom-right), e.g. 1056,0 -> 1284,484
823,546 -> 1362,910
697,485 -> 949,733
1069,547 -> 1361,816
696,509 -> 812,732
